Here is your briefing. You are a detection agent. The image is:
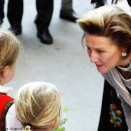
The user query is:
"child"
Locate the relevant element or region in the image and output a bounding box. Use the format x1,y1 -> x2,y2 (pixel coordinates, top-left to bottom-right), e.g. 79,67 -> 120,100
0,30 -> 20,130
15,82 -> 63,131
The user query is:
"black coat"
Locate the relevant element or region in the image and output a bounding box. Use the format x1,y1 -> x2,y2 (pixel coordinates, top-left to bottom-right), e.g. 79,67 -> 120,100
127,0 -> 131,7
98,80 -> 128,131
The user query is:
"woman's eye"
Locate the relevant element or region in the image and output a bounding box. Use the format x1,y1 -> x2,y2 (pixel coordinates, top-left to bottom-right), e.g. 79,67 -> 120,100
87,47 -> 90,50
98,50 -> 103,53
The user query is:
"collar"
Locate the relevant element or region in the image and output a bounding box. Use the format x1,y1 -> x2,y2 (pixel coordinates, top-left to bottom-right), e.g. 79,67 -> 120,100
0,85 -> 13,94
117,63 -> 131,72
110,68 -> 131,105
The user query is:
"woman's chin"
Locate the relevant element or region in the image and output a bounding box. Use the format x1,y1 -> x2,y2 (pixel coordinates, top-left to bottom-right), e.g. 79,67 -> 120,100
97,68 -> 109,74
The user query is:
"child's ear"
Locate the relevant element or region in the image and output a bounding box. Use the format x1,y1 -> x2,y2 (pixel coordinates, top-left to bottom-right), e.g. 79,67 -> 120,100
51,117 -> 60,129
1,65 -> 10,78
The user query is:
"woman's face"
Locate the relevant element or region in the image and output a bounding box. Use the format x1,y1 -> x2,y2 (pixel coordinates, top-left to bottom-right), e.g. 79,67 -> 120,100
85,33 -> 123,73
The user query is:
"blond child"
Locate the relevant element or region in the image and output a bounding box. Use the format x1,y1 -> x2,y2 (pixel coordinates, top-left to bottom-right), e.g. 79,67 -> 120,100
0,30 -> 20,130
15,82 -> 63,131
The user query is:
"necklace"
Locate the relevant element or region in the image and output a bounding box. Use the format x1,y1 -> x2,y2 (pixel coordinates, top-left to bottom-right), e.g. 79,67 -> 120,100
117,63 -> 131,72
119,70 -> 131,79
117,67 -> 131,79
117,63 -> 131,79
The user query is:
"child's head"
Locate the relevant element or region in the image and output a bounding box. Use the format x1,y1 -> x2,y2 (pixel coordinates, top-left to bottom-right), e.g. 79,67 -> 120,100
0,31 -> 20,85
15,82 -> 63,131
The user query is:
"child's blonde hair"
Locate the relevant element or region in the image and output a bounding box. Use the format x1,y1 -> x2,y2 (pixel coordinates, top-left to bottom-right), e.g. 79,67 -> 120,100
0,30 -> 19,71
15,82 -> 62,130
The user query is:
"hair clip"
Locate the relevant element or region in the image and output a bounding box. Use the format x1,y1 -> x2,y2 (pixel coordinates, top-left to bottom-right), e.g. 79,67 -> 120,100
26,123 -> 32,127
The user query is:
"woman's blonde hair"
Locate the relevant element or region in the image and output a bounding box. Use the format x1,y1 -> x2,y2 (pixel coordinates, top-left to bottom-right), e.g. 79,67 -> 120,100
15,82 -> 62,130
0,30 -> 19,71
77,5 -> 131,58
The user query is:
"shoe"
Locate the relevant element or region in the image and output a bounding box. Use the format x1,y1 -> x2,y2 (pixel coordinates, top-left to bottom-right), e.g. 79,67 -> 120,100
9,26 -> 22,36
37,29 -> 53,44
60,9 -> 80,22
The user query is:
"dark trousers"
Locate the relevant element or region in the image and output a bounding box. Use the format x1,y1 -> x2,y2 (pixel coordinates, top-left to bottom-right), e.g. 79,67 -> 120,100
127,0 -> 131,7
91,0 -> 105,5
0,0 -> 4,20
98,80 -> 128,131
35,0 -> 53,33
0,0 -> 23,28
0,0 -> 53,32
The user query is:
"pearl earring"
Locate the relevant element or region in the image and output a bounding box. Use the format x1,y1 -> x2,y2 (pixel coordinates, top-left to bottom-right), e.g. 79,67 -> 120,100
122,52 -> 127,56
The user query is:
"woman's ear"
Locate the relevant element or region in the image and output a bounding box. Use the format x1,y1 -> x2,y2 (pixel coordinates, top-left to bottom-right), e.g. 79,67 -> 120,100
51,117 -> 60,129
1,65 -> 10,78
120,47 -> 127,53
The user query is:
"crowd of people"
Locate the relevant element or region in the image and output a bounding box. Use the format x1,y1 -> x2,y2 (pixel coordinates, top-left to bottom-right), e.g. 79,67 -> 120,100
0,0 -> 79,44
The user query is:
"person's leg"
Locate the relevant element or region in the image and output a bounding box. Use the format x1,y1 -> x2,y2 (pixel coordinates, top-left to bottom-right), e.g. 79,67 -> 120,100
61,0 -> 72,10
127,0 -> 131,7
91,0 -> 97,3
35,0 -> 53,44
7,0 -> 23,35
60,0 -> 79,22
94,0 -> 105,8
0,0 -> 4,25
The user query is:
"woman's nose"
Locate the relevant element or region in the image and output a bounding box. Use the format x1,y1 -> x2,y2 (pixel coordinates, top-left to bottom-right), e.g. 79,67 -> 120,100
90,52 -> 98,63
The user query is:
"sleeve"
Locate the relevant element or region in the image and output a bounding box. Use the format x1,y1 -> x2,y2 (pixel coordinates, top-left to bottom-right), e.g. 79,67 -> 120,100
5,104 -> 23,131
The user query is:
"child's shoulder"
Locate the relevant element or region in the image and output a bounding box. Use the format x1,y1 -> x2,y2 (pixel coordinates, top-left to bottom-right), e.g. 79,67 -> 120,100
0,85 -> 14,110
0,93 -> 14,130
0,92 -> 14,103
0,92 -> 14,116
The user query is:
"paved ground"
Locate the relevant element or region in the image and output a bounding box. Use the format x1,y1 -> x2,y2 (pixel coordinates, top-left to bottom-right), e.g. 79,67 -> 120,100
2,0 -> 105,130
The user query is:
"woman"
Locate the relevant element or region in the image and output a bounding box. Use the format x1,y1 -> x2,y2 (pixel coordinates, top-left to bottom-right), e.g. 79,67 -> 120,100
77,5 -> 131,130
